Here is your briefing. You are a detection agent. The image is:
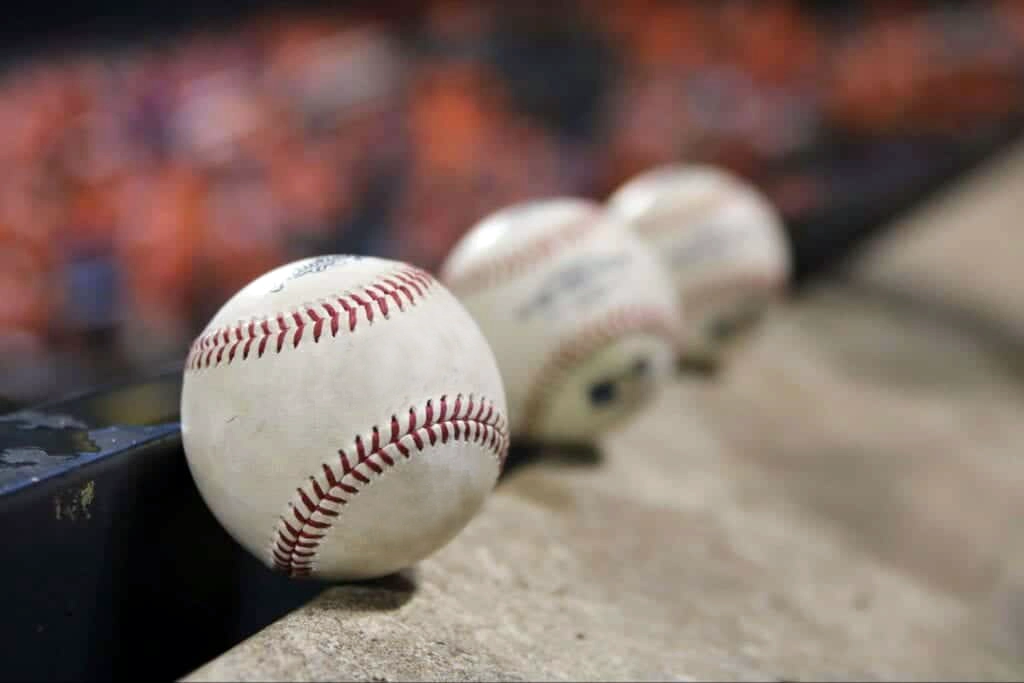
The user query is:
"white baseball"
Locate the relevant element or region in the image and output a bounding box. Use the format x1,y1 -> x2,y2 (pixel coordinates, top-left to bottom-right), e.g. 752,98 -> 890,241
608,164 -> 792,365
440,198 -> 682,445
180,255 -> 509,581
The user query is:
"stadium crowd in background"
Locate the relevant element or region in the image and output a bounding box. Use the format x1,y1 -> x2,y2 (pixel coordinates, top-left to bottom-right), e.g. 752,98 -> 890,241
1,0 -> 1023,405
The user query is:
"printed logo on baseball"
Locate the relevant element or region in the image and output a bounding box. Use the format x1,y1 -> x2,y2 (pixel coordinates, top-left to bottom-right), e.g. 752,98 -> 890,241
608,164 -> 792,367
440,198 -> 683,446
181,256 -> 509,580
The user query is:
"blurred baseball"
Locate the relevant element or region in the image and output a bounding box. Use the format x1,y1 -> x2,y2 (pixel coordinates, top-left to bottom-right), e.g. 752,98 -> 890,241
181,255 -> 509,581
608,164 -> 792,369
440,198 -> 682,446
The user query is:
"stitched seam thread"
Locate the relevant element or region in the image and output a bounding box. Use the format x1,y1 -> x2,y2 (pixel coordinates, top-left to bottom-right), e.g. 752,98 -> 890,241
519,308 -> 678,434
185,266 -> 435,371
444,217 -> 596,294
272,393 -> 508,577
625,190 -> 732,239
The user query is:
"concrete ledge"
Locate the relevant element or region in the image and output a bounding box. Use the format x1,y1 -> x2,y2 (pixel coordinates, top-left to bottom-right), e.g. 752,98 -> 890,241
184,144 -> 1024,682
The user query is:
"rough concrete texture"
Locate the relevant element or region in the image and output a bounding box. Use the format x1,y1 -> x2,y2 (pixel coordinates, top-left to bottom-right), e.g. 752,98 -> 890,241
184,143 -> 1024,682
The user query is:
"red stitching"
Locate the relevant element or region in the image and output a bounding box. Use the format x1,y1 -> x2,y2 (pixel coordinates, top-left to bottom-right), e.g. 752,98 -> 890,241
443,215 -> 597,295
623,190 -> 730,240
185,266 -> 436,371
396,272 -> 424,298
271,394 -> 508,577
519,308 -> 679,435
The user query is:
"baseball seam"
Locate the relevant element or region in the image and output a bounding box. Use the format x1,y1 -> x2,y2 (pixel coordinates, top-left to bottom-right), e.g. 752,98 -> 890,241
625,191 -> 730,239
518,307 -> 680,435
443,216 -> 597,294
185,265 -> 435,371
272,393 -> 509,578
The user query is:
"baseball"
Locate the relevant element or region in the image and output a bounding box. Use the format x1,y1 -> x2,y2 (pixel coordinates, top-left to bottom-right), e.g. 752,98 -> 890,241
439,198 -> 682,446
180,255 -> 509,581
607,164 -> 792,368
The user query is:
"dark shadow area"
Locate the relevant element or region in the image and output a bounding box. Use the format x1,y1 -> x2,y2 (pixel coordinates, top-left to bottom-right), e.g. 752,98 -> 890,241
499,439 -> 603,484
313,569 -> 419,612
355,568 -> 419,595
788,125 -> 1024,293
677,355 -> 722,381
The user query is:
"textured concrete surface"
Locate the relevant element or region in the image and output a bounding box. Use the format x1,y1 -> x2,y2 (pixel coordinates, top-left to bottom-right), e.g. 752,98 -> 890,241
184,142 -> 1024,682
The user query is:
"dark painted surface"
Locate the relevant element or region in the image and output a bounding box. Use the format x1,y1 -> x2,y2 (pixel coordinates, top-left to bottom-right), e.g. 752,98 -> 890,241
0,380 -> 323,682
787,124 -> 1024,288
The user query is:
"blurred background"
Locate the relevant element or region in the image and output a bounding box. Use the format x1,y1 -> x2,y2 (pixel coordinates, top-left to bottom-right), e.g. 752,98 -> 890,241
1,0 -> 1023,409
